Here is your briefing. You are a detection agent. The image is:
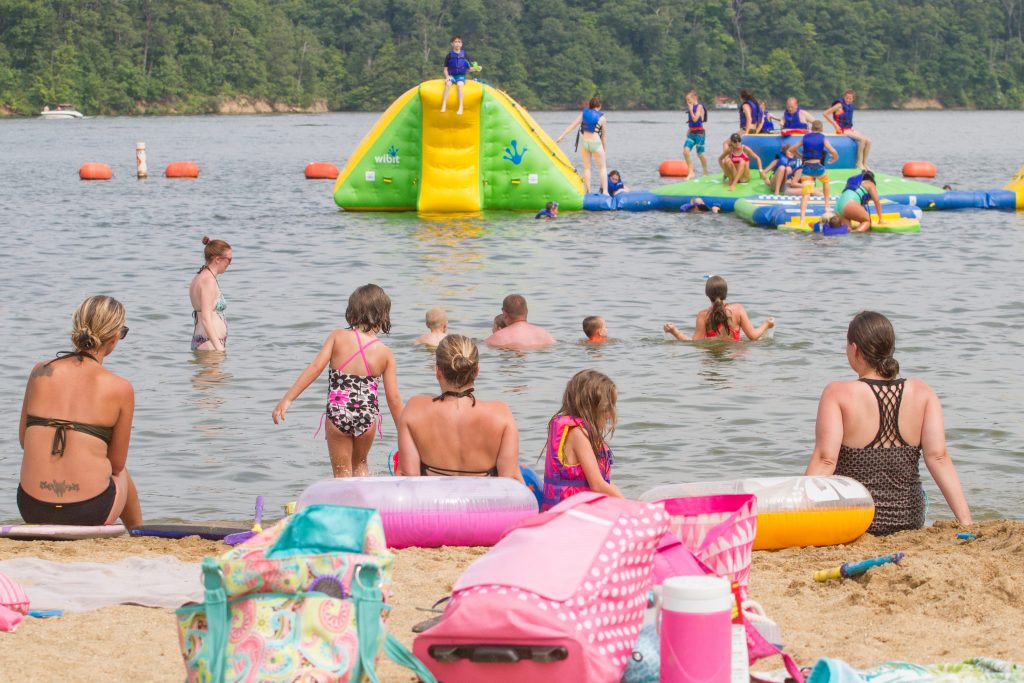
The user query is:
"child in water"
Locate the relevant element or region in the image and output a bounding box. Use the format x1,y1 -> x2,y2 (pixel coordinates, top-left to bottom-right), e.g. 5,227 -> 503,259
415,307 -> 448,347
272,284 -> 403,478
535,201 -> 558,219
492,314 -> 508,333
582,316 -> 608,343
441,36 -> 473,115
540,370 -> 622,511
607,170 -> 629,196
663,275 -> 774,341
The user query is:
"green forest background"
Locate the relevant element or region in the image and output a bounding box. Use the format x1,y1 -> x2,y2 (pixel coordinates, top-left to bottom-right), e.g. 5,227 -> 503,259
2,0 -> 1024,115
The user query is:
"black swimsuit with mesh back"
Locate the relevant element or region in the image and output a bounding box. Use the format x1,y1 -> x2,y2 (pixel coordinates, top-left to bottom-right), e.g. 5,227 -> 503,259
834,378 -> 925,535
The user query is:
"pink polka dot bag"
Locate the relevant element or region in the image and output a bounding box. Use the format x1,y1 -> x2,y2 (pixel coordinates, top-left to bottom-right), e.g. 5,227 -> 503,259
413,491 -> 670,683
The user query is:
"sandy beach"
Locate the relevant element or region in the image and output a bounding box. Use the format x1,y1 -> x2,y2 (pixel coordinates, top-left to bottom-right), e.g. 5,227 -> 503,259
0,519 -> 1019,681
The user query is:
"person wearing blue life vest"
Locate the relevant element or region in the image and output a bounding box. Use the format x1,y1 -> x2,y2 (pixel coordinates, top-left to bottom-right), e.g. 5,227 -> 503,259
683,90 -> 709,179
781,97 -> 816,135
535,201 -> 559,219
759,101 -> 780,134
556,97 -> 609,194
824,89 -> 872,169
835,171 -> 884,231
794,120 -> 839,223
760,144 -> 803,195
738,89 -> 762,134
441,35 -> 475,115
607,170 -> 629,196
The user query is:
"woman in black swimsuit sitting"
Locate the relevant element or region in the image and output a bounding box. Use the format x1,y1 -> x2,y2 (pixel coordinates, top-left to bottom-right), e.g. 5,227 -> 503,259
18,296 -> 142,527
805,311 -> 971,534
398,335 -> 522,481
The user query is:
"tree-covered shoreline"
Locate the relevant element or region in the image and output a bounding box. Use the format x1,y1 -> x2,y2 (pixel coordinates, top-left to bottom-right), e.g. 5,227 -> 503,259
2,0 -> 1023,116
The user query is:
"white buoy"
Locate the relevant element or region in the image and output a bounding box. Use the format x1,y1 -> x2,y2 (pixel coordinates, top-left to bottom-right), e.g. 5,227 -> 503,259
136,142 -> 148,179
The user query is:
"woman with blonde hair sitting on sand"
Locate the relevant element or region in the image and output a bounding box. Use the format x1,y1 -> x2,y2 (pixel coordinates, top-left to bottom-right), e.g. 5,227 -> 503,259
18,295 -> 142,527
398,335 -> 522,481
805,311 -> 972,534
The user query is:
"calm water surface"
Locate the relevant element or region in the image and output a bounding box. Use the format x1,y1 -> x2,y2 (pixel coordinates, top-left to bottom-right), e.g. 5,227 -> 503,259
1,110 -> 1021,524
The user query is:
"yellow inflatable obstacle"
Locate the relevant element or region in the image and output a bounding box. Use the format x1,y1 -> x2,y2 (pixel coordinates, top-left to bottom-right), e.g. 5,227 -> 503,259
333,80 -> 584,212
1005,163 -> 1024,210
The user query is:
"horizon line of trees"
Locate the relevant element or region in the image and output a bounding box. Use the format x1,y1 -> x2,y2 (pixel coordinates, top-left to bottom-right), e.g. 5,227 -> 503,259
2,0 -> 1023,115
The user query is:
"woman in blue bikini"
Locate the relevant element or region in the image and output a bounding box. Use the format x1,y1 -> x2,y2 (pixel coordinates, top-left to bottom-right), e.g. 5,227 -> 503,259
189,236 -> 232,352
272,284 -> 404,477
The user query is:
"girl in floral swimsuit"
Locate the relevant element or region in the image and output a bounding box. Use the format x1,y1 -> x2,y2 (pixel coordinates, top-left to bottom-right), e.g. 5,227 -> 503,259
272,284 -> 404,477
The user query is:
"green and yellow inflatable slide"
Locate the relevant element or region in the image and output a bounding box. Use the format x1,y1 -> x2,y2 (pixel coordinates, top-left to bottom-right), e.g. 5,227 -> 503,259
333,80 -> 584,212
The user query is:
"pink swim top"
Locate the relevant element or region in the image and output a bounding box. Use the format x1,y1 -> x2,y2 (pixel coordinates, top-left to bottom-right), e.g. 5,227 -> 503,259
705,305 -> 741,341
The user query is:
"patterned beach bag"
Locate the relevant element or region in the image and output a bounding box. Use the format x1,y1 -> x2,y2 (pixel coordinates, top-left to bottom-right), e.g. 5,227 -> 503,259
658,494 -> 757,600
176,504 -> 435,683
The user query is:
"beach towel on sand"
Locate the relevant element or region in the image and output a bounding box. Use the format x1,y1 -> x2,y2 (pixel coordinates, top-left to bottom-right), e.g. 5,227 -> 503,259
803,657 -> 1024,682
0,556 -> 202,612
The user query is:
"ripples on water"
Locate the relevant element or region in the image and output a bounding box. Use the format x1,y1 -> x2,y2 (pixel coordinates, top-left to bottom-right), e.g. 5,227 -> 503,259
1,111 -> 1021,523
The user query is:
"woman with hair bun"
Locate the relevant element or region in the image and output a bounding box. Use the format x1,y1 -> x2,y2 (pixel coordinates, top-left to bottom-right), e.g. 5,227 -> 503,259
398,335 -> 522,480
663,275 -> 774,341
806,311 -> 972,534
189,236 -> 232,351
17,296 -> 142,527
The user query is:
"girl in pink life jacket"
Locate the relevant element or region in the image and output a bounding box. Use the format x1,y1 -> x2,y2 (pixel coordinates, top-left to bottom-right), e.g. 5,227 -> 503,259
541,370 -> 622,511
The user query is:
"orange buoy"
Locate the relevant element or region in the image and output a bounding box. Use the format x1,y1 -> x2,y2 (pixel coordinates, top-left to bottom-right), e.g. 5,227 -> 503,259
902,161 -> 937,178
166,161 -> 200,178
79,163 -> 112,180
305,162 -> 339,180
659,159 -> 690,178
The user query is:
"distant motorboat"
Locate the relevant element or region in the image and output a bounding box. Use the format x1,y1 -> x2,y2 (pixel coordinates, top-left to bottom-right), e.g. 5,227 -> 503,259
715,96 -> 738,110
40,104 -> 83,119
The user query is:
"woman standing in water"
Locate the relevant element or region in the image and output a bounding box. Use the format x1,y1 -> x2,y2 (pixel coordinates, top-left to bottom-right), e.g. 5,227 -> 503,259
555,96 -> 608,195
805,311 -> 971,534
18,296 -> 142,527
189,236 -> 232,351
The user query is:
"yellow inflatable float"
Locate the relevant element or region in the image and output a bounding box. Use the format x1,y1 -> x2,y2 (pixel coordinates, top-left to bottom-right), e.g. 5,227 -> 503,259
641,476 -> 874,550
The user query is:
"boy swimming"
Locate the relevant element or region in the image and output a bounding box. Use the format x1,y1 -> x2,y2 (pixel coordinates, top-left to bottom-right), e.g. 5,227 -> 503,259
415,308 -> 448,347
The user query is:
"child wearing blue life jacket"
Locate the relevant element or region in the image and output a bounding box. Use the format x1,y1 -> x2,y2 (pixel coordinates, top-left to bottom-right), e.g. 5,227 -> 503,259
540,370 -> 622,511
761,144 -> 802,195
441,35 -> 473,115
607,170 -> 629,196
535,201 -> 558,219
759,101 -> 781,134
794,120 -> 839,223
824,89 -> 872,169
683,90 -> 709,179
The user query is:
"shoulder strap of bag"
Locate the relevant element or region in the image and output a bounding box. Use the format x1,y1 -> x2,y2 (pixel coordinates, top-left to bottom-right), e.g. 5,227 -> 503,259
198,557 -> 229,683
353,564 -> 437,683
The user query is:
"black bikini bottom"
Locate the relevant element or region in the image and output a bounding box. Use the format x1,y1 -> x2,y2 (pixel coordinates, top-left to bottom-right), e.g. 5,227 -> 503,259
17,479 -> 117,526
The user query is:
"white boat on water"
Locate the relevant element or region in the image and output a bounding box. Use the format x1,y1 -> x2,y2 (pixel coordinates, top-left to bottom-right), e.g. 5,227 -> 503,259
40,104 -> 83,119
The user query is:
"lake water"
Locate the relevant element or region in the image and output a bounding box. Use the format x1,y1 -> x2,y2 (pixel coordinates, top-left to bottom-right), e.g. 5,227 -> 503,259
1,109 -> 1021,524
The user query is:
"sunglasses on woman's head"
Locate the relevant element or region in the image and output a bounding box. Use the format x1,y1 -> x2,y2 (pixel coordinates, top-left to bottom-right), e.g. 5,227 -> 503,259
120,326 -> 129,340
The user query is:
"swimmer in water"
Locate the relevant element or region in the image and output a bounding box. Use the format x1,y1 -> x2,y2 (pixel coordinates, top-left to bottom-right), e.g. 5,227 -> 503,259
415,307 -> 448,347
663,275 -> 775,341
582,316 -> 608,343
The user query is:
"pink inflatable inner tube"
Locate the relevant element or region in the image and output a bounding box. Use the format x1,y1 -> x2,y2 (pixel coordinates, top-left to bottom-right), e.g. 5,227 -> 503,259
296,476 -> 539,549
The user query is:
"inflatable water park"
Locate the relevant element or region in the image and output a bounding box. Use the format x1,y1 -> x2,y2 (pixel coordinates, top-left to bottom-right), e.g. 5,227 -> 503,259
334,79 -> 1024,227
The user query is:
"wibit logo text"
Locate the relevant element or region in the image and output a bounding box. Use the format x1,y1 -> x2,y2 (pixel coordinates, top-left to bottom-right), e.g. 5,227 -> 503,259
375,145 -> 400,164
